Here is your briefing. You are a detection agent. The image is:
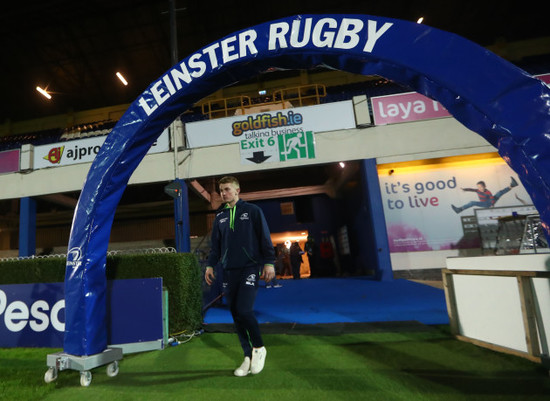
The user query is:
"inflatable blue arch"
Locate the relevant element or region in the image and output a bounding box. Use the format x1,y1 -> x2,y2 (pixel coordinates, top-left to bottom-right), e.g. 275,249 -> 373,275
63,14 -> 550,356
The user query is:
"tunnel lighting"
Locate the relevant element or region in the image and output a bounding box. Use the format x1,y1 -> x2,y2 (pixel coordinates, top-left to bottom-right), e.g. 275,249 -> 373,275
271,231 -> 308,247
116,72 -> 128,86
377,152 -> 504,176
36,86 -> 52,99
416,17 -> 424,24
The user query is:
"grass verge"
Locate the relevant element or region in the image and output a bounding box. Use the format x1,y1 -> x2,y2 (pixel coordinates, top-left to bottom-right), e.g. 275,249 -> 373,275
2,326 -> 549,401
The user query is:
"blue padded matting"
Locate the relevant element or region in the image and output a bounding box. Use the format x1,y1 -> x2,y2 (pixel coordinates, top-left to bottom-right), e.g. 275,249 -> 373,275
203,278 -> 449,326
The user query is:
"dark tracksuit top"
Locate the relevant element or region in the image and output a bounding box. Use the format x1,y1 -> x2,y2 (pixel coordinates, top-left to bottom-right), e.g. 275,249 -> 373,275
207,199 -> 275,272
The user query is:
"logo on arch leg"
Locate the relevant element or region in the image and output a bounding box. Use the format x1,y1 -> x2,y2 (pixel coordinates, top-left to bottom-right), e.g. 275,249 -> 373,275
66,247 -> 83,269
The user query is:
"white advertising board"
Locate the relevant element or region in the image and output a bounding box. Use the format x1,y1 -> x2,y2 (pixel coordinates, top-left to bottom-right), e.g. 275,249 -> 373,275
185,100 -> 356,148
33,129 -> 170,169
379,159 -> 533,253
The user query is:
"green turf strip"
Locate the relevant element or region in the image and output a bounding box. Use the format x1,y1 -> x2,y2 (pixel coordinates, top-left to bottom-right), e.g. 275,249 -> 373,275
2,327 -> 549,401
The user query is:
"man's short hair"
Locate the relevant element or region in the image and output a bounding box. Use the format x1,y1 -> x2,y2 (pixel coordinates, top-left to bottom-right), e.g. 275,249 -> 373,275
219,175 -> 240,188
476,181 -> 486,187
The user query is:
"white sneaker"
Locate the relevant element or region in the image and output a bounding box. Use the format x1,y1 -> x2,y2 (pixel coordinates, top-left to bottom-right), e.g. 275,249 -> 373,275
250,346 -> 267,374
234,356 -> 251,377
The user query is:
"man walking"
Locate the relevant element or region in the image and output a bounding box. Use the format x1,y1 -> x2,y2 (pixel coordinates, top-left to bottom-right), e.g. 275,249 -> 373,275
205,176 -> 275,376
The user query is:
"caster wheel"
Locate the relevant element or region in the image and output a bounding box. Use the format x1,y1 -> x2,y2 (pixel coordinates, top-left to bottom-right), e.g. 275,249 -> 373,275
106,361 -> 119,377
80,371 -> 92,387
44,367 -> 58,383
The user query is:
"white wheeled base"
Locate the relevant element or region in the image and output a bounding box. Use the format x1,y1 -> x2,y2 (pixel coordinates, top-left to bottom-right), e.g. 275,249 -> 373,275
45,347 -> 123,387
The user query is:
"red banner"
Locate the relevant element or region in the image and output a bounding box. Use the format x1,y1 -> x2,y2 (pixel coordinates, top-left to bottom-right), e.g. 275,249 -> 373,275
0,149 -> 19,174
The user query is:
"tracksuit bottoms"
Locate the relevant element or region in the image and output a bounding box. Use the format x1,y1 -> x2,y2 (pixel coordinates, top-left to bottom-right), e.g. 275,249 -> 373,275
224,266 -> 264,358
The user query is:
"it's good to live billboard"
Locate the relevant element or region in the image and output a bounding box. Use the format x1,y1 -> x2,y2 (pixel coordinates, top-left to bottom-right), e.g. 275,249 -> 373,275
379,159 -> 533,253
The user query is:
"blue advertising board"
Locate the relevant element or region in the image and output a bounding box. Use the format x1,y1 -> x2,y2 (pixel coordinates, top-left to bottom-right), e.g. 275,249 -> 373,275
0,278 -> 163,349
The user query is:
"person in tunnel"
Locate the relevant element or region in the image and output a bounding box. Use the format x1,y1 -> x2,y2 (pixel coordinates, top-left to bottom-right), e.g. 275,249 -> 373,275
267,245 -> 283,288
290,241 -> 305,279
205,175 -> 275,377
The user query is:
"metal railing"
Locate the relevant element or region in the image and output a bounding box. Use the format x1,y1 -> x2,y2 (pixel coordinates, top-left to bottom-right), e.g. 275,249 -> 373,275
0,247 -> 178,263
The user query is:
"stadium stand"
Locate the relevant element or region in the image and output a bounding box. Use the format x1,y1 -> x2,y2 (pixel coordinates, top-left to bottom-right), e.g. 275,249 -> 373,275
0,59 -> 547,152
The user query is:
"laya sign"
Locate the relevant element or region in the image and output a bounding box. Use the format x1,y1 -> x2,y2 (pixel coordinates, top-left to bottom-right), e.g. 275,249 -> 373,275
0,278 -> 163,348
372,75 -> 550,125
185,100 -> 355,148
372,74 -> 550,126
371,92 -> 451,125
33,129 -> 170,169
138,18 -> 392,117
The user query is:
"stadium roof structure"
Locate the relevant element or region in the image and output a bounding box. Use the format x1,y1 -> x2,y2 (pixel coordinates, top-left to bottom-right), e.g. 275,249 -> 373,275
1,0 -> 549,123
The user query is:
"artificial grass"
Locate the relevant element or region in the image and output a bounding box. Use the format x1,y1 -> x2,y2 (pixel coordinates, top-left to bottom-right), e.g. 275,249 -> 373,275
2,326 -> 549,401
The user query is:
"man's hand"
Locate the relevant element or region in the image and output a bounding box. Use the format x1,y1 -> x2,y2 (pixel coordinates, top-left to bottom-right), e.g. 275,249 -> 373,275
262,265 -> 275,283
205,266 -> 215,285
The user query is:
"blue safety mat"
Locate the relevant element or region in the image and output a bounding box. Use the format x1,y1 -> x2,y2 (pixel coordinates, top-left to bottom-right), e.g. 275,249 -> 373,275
203,278 -> 449,326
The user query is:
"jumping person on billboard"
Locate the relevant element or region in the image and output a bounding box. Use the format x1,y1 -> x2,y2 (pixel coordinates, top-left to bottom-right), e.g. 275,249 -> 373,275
451,177 -> 518,214
205,176 -> 276,377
